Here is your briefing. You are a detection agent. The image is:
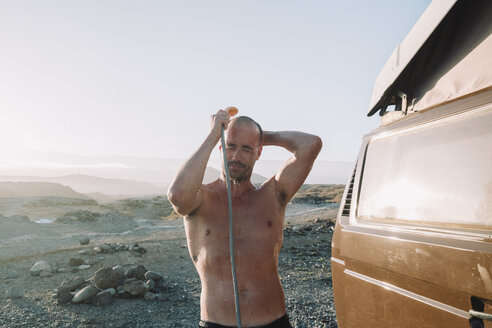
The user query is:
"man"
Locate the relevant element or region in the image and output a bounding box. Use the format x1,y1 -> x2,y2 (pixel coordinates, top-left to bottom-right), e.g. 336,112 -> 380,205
167,109 -> 322,327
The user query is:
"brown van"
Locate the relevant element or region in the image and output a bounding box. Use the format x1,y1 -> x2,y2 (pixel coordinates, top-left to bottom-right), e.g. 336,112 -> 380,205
331,1 -> 492,327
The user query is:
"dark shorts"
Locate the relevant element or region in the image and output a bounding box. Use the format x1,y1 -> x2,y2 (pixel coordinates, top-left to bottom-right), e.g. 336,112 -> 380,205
199,313 -> 293,328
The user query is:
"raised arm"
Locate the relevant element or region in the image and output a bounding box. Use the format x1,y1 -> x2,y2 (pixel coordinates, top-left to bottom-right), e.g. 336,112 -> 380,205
167,110 -> 230,216
262,131 -> 322,204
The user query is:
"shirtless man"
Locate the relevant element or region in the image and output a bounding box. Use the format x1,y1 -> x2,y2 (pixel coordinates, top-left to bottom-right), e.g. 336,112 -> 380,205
167,109 -> 322,327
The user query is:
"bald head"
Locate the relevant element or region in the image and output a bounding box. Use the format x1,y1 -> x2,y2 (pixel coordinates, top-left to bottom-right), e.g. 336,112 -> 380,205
229,116 -> 263,145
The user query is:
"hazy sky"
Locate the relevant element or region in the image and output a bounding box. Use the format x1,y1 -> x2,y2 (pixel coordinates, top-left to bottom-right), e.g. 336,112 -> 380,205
1,0 -> 431,166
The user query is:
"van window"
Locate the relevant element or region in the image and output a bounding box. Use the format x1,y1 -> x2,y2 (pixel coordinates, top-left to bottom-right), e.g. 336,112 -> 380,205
358,107 -> 492,228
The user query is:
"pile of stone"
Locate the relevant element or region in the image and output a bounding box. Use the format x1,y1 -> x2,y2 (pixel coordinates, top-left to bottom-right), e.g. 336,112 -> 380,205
78,236 -> 147,256
284,219 -> 335,236
91,242 -> 147,256
54,265 -> 166,306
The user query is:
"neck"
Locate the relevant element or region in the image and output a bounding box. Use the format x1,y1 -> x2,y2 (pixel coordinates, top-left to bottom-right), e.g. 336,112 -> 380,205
219,175 -> 255,196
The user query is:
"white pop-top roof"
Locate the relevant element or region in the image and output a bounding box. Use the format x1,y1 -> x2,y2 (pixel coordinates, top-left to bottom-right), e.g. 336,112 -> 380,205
368,0 -> 492,116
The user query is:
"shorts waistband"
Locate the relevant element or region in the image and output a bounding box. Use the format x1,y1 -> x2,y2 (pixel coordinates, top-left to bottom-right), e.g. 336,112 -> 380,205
199,313 -> 292,328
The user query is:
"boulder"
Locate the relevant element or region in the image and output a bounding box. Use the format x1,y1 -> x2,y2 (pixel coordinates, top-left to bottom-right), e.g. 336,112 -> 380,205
59,276 -> 85,293
29,261 -> 52,276
94,267 -> 124,289
144,291 -> 156,301
72,286 -> 98,303
92,288 -> 115,306
78,264 -> 91,270
127,265 -> 146,281
123,280 -> 148,296
112,265 -> 125,277
6,271 -> 20,279
5,287 -> 23,299
57,276 -> 85,302
39,271 -> 52,278
79,236 -> 90,246
144,271 -> 163,281
68,258 -> 85,267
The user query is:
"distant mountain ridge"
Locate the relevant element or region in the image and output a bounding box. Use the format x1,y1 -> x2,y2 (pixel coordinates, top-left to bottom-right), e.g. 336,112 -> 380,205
2,152 -> 351,184
0,181 -> 89,199
0,174 -> 165,198
0,166 -> 267,200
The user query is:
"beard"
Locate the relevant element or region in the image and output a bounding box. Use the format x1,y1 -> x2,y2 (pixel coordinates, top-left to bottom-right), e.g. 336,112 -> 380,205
223,160 -> 254,183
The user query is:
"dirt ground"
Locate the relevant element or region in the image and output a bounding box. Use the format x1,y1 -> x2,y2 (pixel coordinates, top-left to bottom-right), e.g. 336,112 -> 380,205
0,200 -> 339,328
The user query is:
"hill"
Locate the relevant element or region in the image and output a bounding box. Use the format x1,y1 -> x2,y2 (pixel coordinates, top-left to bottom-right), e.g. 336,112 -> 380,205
203,167 -> 266,184
0,175 -> 165,198
0,182 -> 90,199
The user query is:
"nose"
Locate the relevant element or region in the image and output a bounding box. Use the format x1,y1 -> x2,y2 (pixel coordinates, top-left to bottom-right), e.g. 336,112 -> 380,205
230,149 -> 240,161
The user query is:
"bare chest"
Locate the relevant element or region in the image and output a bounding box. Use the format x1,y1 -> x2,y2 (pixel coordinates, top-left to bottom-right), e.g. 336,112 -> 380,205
185,189 -> 285,266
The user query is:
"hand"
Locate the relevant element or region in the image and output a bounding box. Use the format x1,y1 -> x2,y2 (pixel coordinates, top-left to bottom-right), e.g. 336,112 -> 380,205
210,109 -> 231,138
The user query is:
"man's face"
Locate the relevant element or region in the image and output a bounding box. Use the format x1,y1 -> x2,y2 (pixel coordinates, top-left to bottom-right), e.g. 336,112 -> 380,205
221,122 -> 262,182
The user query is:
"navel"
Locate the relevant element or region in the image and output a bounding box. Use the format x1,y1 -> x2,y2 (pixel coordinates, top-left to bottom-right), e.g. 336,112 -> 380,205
205,229 -> 211,236
267,221 -> 272,228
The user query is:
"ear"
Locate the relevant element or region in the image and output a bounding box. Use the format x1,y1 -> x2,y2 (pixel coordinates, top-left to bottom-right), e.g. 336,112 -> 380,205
255,145 -> 263,160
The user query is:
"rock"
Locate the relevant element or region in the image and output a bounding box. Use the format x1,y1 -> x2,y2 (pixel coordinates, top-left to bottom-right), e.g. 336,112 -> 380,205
123,278 -> 138,284
59,276 -> 85,293
6,271 -> 20,279
92,288 -> 115,306
155,279 -> 166,292
112,265 -> 125,277
94,267 -> 124,289
57,276 -> 85,302
144,271 -> 163,281
123,280 -> 148,296
144,291 -> 156,301
5,286 -> 24,299
39,271 -> 52,278
79,236 -> 90,245
5,287 -> 23,299
72,286 -> 98,303
68,258 -> 85,267
127,265 -> 147,281
93,247 -> 102,254
29,261 -> 52,276
78,250 -> 87,255
57,268 -> 70,273
99,244 -> 111,252
146,279 -> 155,291
56,288 -> 73,303
114,243 -> 125,251
118,290 -> 132,299
78,264 -> 91,270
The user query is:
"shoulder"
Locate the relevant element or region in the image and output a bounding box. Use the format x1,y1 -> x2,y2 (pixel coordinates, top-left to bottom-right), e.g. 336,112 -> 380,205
187,180 -> 221,218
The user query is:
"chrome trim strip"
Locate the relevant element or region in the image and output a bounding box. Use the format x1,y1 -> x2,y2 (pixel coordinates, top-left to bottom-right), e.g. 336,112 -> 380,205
330,257 -> 345,266
344,269 -> 469,319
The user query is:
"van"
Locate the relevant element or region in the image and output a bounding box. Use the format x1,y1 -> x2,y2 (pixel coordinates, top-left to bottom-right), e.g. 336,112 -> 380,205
331,1 -> 492,327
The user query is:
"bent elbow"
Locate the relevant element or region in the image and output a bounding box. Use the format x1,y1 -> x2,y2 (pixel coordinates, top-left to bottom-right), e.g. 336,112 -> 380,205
166,188 -> 198,216
310,135 -> 323,156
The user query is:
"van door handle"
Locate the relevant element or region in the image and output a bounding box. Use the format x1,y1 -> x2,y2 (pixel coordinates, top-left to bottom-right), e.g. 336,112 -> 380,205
469,309 -> 492,321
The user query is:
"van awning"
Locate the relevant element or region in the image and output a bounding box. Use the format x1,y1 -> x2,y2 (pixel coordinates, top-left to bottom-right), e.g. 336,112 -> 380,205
368,0 -> 492,117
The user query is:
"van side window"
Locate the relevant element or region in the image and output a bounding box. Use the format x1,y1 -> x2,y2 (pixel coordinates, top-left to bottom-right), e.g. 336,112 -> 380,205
358,107 -> 492,228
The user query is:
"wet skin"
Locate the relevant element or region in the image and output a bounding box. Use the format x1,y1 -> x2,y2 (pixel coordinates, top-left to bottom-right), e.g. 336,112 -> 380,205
168,112 -> 322,326
184,177 -> 287,326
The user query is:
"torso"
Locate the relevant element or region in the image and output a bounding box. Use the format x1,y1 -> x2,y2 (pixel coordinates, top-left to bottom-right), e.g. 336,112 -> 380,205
184,177 -> 287,326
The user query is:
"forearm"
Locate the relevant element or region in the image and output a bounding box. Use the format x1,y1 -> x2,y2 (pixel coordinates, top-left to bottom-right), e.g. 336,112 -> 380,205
167,131 -> 219,213
262,131 -> 322,157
